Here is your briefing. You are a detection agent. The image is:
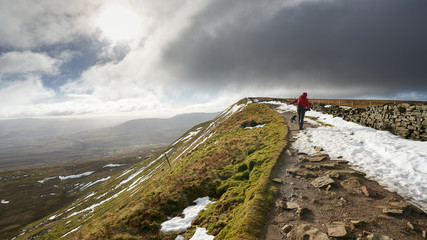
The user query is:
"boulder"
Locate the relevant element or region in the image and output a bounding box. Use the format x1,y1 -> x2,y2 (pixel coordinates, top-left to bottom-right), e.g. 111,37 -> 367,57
327,170 -> 340,179
311,175 -> 334,188
382,201 -> 409,215
341,177 -> 362,190
287,224 -> 329,240
288,168 -> 317,178
286,202 -> 300,210
327,222 -> 348,238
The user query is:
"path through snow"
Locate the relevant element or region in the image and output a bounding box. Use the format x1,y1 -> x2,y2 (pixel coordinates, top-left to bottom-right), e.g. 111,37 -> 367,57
271,102 -> 427,212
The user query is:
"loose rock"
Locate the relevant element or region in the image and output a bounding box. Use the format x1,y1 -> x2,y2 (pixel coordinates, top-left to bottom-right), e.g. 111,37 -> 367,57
281,224 -> 293,233
361,185 -> 376,197
287,224 -> 329,240
366,233 -> 393,240
327,222 -> 348,238
382,201 -> 409,215
311,175 -> 335,188
407,221 -> 415,230
314,146 -> 324,152
341,177 -> 362,191
271,178 -> 282,184
286,202 -> 300,210
350,220 -> 365,227
288,168 -> 317,178
382,207 -> 403,215
327,170 -> 340,179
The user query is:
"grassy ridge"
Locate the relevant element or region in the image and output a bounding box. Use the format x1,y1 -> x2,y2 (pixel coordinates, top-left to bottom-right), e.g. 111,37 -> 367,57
18,101 -> 288,239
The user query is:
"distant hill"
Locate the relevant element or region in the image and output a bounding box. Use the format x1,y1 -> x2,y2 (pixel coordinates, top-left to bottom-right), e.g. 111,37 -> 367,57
0,117 -> 128,140
67,112 -> 220,148
0,112 -> 219,169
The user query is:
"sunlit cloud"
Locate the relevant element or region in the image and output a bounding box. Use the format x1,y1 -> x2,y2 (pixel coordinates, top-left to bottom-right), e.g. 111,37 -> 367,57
0,0 -> 426,118
0,51 -> 60,76
0,76 -> 55,110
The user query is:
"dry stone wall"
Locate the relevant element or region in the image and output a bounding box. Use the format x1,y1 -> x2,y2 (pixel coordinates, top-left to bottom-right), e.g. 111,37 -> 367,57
310,103 -> 427,141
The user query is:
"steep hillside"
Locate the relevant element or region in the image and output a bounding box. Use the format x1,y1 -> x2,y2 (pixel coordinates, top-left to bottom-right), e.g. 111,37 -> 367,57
14,100 -> 288,239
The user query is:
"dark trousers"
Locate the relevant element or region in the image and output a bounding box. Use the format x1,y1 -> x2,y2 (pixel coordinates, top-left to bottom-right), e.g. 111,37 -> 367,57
297,105 -> 306,130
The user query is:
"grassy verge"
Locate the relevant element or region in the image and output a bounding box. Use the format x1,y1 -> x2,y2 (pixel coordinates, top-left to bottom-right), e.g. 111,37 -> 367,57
18,102 -> 288,239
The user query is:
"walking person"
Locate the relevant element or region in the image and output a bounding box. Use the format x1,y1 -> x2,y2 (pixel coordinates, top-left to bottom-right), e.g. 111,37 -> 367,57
290,92 -> 310,130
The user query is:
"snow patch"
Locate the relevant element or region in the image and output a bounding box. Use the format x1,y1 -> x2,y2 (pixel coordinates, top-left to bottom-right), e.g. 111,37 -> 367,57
161,197 -> 213,233
103,164 -> 125,168
37,176 -> 56,184
61,226 -> 81,238
80,176 -> 111,190
245,124 -> 265,129
190,227 -> 215,240
59,171 -> 94,181
84,192 -> 96,200
67,189 -> 126,218
182,129 -> 201,142
115,160 -> 156,190
117,168 -> 134,179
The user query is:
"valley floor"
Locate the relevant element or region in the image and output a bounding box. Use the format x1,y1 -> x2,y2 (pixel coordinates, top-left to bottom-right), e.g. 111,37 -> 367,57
265,106 -> 427,239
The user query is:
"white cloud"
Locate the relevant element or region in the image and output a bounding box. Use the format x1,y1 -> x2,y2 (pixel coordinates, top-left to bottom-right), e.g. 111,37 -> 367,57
0,51 -> 60,76
0,76 -> 55,111
61,0 -> 212,101
0,0 -> 424,118
0,95 -> 172,118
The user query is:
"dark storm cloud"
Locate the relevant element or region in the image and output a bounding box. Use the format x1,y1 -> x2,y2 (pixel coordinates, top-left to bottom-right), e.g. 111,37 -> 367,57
162,0 -> 427,97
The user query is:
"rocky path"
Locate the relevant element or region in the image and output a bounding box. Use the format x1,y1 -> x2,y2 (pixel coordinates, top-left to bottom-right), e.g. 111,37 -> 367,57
265,107 -> 427,240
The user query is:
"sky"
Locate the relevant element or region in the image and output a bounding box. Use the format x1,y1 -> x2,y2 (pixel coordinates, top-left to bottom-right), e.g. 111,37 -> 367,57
0,0 -> 426,119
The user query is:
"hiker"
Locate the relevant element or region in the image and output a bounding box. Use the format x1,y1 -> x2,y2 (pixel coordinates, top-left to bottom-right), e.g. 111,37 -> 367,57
290,92 -> 310,130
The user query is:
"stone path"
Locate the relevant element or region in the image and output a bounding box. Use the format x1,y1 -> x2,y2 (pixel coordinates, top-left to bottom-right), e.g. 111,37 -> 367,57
265,106 -> 427,240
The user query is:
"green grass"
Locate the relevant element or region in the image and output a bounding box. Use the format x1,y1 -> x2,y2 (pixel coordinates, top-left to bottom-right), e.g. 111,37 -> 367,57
17,101 -> 288,240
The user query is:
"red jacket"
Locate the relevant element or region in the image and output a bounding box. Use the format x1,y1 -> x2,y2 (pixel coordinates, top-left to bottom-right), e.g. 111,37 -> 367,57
290,93 -> 309,109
